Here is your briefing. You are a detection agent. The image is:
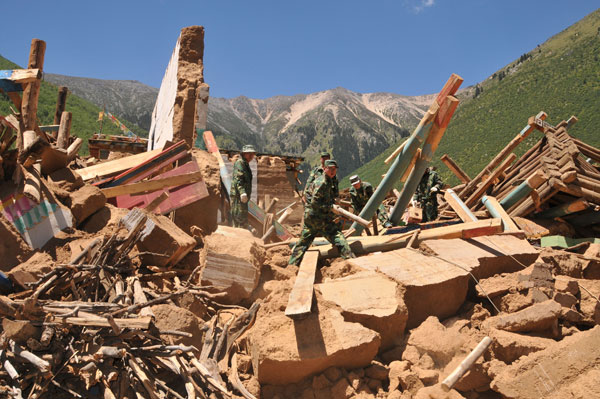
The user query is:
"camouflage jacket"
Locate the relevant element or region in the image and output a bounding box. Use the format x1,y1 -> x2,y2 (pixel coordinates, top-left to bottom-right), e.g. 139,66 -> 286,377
305,165 -> 339,199
231,158 -> 252,198
349,181 -> 375,213
305,173 -> 336,220
415,170 -> 442,203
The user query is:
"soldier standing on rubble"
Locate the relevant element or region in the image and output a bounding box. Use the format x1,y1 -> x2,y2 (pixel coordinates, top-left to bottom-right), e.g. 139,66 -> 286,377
289,159 -> 355,266
349,175 -> 393,228
305,151 -> 339,199
414,166 -> 443,222
230,145 -> 256,229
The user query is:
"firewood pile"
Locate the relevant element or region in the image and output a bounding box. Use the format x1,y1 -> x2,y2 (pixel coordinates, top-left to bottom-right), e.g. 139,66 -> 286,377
0,208 -> 259,399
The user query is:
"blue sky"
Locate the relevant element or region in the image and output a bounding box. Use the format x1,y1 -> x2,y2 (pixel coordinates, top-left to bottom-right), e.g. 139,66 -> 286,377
1,1 -> 597,99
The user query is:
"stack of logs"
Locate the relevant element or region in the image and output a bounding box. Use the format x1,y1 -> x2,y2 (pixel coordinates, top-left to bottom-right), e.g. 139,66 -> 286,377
439,112 -> 600,235
0,208 -> 259,399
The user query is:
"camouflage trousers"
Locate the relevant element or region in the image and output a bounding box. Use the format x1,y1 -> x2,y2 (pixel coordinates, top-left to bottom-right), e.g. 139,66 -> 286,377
288,214 -> 354,266
376,204 -> 393,227
419,199 -> 439,223
231,195 -> 249,229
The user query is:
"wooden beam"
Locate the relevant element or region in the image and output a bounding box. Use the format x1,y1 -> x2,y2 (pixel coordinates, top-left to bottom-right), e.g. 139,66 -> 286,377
56,111 -> 72,150
481,195 -> 519,232
20,39 -> 46,150
101,171 -> 204,198
314,218 -> 503,259
53,86 -> 69,126
51,315 -> 152,329
454,112 -> 545,203
285,250 -> 319,318
332,204 -> 370,228
107,140 -> 188,187
77,148 -> 162,181
441,154 -> 471,183
444,189 -> 478,222
464,153 -> 517,208
384,139 -> 407,164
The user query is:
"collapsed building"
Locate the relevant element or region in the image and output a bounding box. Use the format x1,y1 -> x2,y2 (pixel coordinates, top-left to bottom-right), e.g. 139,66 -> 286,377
0,27 -> 599,399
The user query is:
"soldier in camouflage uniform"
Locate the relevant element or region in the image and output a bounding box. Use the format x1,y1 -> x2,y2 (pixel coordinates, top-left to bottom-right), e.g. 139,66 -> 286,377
304,151 -> 339,199
349,175 -> 393,228
289,159 -> 354,266
230,145 -> 256,229
414,167 -> 443,222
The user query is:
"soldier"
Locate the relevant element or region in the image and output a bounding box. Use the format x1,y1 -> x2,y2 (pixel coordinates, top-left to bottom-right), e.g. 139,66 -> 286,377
230,144 -> 256,229
349,175 -> 393,228
289,159 -> 354,266
305,151 -> 339,199
414,167 -> 443,222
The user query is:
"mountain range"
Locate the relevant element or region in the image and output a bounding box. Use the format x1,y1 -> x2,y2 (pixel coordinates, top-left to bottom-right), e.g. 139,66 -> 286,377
5,8 -> 599,186
43,73 -> 438,179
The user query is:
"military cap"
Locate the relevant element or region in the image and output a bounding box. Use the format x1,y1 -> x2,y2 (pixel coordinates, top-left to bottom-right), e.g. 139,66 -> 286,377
242,144 -> 257,153
349,175 -> 361,185
320,151 -> 331,158
324,159 -> 338,168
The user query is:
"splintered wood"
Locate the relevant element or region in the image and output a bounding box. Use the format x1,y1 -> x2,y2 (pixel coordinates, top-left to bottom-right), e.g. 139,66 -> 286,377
0,209 -> 260,398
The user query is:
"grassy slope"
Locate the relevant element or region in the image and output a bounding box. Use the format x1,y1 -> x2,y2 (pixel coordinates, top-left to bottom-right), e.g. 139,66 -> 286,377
343,8 -> 600,189
0,55 -> 147,154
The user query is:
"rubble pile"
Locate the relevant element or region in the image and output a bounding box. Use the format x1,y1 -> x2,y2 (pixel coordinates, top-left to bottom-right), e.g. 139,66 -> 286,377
1,35 -> 599,399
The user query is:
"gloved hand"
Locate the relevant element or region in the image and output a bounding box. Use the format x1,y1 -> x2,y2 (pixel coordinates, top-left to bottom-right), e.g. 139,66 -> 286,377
240,193 -> 248,203
430,187 -> 439,193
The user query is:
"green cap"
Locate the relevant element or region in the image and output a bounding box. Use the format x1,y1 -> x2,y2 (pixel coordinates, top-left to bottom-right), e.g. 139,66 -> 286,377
242,144 -> 256,153
324,159 -> 338,168
320,151 -> 331,158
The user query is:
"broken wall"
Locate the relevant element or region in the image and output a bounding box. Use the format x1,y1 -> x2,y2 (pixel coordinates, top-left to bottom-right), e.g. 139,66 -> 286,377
148,26 -> 209,150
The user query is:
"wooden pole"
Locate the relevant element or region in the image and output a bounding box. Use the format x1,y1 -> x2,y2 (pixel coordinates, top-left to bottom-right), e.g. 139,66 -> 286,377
19,39 -> 46,151
333,204 -> 370,228
441,336 -> 492,391
53,86 -> 69,127
441,154 -> 471,183
444,189 -> 478,222
390,93 -> 460,223
56,111 -> 72,150
463,153 -> 517,208
454,112 -> 546,202
66,138 -> 83,161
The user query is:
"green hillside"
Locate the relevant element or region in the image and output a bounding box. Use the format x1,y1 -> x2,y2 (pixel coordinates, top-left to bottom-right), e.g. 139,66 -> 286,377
0,55 -> 147,154
343,8 -> 600,189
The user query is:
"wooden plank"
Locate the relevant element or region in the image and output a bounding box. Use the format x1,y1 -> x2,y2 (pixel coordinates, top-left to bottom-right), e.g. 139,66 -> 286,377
107,140 -> 188,187
0,68 -> 41,84
441,154 -> 471,183
52,315 -> 152,329
113,161 -> 209,214
203,130 -> 231,192
101,171 -> 204,198
285,250 -> 319,318
78,148 -> 162,181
